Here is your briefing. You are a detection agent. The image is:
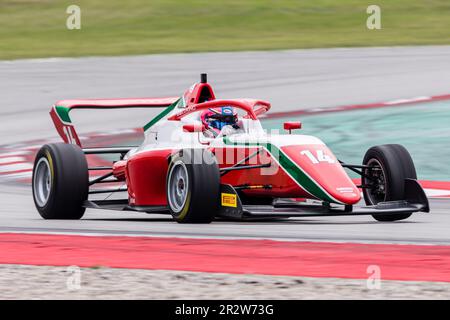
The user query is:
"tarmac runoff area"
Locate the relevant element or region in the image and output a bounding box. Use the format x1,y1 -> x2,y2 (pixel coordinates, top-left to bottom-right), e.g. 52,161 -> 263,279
1,46 -> 450,298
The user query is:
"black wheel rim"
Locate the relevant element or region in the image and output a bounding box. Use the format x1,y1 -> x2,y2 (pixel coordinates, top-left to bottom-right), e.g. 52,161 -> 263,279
365,158 -> 387,205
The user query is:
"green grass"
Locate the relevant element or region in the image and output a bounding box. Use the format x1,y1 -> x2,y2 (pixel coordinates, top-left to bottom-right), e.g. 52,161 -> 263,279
1,0 -> 450,59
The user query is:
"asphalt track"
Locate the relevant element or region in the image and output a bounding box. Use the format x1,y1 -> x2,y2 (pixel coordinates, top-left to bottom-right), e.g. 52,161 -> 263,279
1,182 -> 449,245
1,46 -> 450,245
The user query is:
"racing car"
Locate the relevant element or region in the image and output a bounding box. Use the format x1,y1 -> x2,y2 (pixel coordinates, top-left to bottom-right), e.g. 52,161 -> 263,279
32,74 -> 429,223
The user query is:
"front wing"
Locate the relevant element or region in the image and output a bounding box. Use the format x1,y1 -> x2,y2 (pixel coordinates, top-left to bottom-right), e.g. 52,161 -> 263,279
218,179 -> 430,220
84,179 -> 429,221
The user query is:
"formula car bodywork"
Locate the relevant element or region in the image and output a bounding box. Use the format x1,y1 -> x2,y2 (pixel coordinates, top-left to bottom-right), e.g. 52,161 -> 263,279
33,74 -> 429,223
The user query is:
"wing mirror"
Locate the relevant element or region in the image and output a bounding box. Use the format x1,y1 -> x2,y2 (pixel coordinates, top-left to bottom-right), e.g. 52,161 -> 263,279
284,122 -> 302,134
183,124 -> 205,133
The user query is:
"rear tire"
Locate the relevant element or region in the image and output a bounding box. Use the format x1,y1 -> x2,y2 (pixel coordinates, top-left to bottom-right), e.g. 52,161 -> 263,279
166,149 -> 220,223
32,143 -> 88,219
362,144 -> 417,222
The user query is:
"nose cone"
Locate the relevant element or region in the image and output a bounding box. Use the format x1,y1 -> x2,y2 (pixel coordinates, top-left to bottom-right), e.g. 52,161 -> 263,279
280,144 -> 361,205
329,186 -> 361,205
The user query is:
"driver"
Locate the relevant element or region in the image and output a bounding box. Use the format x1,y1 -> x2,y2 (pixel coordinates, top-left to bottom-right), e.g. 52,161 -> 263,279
201,106 -> 241,137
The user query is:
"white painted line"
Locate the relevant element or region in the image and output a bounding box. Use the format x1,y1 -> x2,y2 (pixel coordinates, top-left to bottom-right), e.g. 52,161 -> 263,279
0,171 -> 33,181
308,108 -> 327,112
0,151 -> 31,158
0,163 -> 33,174
22,145 -> 45,150
424,188 -> 450,197
0,157 -> 25,164
385,96 -> 430,105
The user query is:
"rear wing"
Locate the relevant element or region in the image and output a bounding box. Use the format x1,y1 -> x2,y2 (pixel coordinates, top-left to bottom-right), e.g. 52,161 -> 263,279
50,97 -> 179,147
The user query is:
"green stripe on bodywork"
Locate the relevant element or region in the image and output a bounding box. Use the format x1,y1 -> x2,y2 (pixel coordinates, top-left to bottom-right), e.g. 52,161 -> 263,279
55,106 -> 72,123
143,98 -> 180,131
222,136 -> 337,203
276,149 -> 336,203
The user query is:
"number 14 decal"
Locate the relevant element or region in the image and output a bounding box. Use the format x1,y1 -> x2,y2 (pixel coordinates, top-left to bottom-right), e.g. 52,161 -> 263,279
301,150 -> 336,164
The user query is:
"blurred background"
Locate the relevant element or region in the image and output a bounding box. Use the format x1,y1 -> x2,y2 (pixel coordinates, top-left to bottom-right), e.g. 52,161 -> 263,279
1,0 -> 450,59
1,0 -> 450,181
1,0 -> 450,300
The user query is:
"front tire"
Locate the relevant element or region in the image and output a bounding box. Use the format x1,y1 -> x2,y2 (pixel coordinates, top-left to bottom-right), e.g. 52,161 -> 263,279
166,149 -> 220,223
32,143 -> 88,219
362,144 -> 417,222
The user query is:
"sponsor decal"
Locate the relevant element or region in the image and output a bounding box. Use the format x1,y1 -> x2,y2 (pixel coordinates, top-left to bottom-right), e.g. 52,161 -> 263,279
221,193 -> 237,207
337,187 -> 356,194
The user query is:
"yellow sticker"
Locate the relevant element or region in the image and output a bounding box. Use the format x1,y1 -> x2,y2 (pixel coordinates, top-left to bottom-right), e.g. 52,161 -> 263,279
45,150 -> 54,183
221,193 -> 237,208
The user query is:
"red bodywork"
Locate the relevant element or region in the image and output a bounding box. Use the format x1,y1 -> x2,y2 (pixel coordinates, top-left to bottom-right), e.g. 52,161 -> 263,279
125,150 -> 171,206
119,144 -> 360,207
